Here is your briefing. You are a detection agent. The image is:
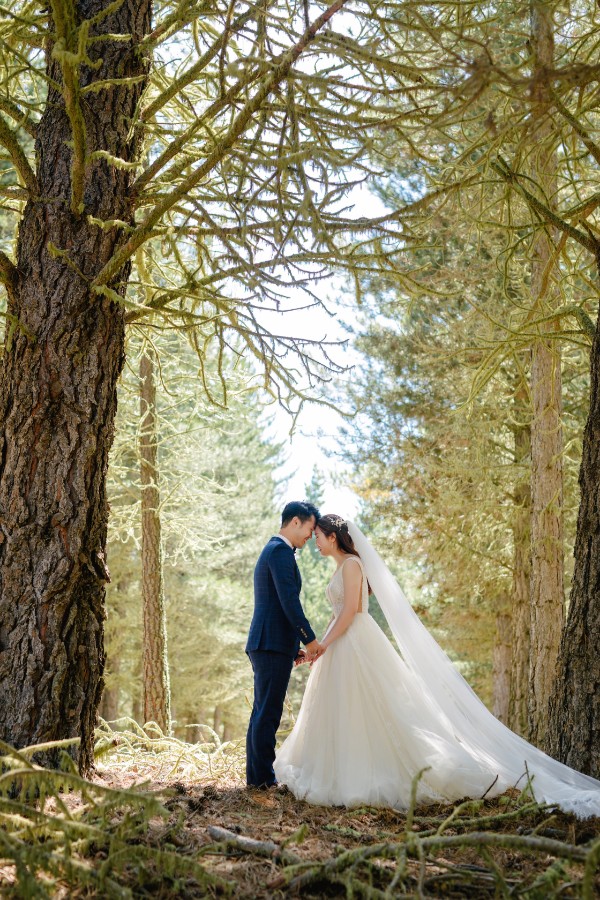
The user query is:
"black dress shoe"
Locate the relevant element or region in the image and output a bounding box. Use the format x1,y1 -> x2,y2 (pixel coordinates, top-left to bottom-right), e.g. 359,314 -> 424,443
246,781 -> 276,791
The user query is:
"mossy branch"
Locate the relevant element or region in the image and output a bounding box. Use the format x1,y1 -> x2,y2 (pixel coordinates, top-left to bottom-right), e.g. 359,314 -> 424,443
47,241 -> 89,281
80,74 -> 147,94
0,95 -> 37,139
92,0 -> 367,290
140,5 -> 257,122
207,804 -> 595,896
552,93 -> 600,168
88,149 -> 142,169
0,185 -> 29,200
0,249 -> 18,291
0,737 -> 233,897
0,114 -> 37,194
207,825 -> 302,865
492,157 -> 598,254
133,64 -> 263,193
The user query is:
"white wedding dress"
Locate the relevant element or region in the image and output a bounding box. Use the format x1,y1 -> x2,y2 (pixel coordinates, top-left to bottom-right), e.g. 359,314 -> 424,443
274,525 -> 600,818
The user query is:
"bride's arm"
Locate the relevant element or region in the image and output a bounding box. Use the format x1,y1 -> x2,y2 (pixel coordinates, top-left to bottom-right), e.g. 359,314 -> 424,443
320,560 -> 362,650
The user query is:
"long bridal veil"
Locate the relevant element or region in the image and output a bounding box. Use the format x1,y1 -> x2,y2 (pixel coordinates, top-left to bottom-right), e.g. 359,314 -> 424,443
347,521 -> 600,818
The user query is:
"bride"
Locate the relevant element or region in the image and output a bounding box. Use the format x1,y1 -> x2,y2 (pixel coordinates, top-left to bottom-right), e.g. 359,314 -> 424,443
274,514 -> 600,818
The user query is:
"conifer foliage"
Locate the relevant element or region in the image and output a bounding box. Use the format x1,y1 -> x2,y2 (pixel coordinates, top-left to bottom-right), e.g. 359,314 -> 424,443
0,0 -> 411,771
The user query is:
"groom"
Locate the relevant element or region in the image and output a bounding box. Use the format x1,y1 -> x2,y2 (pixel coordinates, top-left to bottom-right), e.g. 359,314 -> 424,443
245,500 -> 324,788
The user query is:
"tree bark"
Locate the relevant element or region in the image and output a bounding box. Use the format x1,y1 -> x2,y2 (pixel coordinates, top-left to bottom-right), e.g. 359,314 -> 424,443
527,0 -> 565,748
508,405 -> 532,737
140,345 -> 171,733
546,272 -> 600,776
0,0 -> 151,773
492,609 -> 511,724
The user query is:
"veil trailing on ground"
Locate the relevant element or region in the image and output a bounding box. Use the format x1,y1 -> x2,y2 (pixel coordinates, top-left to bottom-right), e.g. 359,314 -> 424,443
347,521 -> 600,818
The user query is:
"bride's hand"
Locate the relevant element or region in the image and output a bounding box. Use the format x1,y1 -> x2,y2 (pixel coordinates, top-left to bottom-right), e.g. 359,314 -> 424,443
309,644 -> 327,666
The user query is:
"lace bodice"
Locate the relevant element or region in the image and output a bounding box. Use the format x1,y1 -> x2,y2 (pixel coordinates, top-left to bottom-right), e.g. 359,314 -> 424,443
326,556 -> 369,618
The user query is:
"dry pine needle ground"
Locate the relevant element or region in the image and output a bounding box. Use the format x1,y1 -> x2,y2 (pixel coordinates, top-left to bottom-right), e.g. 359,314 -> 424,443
0,723 -> 599,898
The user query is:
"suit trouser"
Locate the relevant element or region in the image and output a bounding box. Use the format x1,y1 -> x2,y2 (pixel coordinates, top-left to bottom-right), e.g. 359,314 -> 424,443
246,650 -> 294,787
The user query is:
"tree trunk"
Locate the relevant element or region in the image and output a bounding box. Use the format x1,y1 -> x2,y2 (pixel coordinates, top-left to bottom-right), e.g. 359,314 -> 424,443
508,407 -> 532,736
527,0 -> 565,748
213,705 -> 222,737
546,285 -> 600,777
0,0 -> 151,773
99,657 -> 120,722
492,609 -> 511,724
140,345 -> 171,733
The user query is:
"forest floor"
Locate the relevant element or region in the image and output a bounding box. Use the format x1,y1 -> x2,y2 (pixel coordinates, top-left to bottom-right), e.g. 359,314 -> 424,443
1,723 -> 600,898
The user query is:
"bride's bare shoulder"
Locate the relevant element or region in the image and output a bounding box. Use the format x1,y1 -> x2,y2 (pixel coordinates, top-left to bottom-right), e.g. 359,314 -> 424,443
342,555 -> 363,572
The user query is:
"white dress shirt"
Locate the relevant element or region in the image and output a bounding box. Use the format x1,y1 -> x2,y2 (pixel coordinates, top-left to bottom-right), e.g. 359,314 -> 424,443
275,533 -> 294,550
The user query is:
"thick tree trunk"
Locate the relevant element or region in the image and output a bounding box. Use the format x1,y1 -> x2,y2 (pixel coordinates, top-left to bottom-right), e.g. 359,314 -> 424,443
140,346 -> 171,733
508,408 -> 532,736
546,288 -> 600,777
0,0 -> 150,772
492,609 -> 511,724
527,1 -> 564,748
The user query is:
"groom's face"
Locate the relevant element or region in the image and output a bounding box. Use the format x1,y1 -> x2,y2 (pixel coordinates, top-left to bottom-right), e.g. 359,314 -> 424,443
292,515 -> 316,548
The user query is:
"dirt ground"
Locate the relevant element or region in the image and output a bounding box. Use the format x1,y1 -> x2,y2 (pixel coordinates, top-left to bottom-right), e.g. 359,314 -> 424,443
88,766 -> 600,898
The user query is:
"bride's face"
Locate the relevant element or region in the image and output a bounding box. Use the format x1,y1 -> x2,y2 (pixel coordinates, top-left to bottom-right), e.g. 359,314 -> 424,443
314,526 -> 336,556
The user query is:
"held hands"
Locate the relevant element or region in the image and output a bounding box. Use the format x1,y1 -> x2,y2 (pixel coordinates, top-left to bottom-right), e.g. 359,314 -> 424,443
304,639 -> 326,664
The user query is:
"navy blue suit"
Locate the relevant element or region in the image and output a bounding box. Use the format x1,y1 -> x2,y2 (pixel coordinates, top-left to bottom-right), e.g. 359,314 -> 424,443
245,537 -> 316,787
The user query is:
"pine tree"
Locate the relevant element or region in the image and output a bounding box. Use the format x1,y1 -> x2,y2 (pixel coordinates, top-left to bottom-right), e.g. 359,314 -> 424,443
139,340 -> 171,733
0,0 -> 416,770
103,334 -> 281,740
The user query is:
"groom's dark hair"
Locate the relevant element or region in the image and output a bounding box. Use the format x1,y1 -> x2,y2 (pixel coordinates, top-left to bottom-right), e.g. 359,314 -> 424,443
281,500 -> 320,527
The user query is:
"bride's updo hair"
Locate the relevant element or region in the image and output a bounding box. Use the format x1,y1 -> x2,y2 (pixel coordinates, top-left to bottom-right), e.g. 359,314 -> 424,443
317,514 -> 360,558
318,514 -> 372,594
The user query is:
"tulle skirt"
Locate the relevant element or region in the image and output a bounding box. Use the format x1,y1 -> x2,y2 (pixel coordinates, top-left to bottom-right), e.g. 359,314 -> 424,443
274,613 -> 600,816
274,613 -> 516,809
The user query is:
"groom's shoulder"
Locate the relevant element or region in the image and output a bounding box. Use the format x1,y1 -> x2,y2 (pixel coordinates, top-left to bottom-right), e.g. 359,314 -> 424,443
258,537 -> 280,559
258,537 -> 289,565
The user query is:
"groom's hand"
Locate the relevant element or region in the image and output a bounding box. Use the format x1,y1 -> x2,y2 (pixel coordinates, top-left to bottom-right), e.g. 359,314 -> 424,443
294,650 -> 307,667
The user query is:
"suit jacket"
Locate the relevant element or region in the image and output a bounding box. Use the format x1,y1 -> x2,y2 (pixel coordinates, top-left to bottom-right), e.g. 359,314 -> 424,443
246,536 -> 316,657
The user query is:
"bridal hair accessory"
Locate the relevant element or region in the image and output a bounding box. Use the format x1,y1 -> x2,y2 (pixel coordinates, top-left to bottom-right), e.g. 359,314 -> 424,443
328,515 -> 349,533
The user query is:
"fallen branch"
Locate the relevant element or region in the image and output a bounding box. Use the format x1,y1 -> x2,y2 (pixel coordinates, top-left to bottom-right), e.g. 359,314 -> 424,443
286,827 -> 593,892
206,824 -> 302,865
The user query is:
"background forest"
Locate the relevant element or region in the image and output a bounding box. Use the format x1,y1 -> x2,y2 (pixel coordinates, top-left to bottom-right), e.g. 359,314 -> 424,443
3,0 -> 600,893
1,0 -> 599,776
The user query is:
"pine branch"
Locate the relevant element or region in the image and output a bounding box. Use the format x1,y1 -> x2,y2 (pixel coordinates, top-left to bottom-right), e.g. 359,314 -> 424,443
140,5 -> 257,122
133,63 -> 263,194
564,191 -> 600,224
551,93 -> 600,168
92,0 -> 351,290
0,185 -> 29,200
0,115 -> 37,194
0,95 -> 37,138
207,825 -> 302,865
0,250 -> 18,293
492,157 -> 598,254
